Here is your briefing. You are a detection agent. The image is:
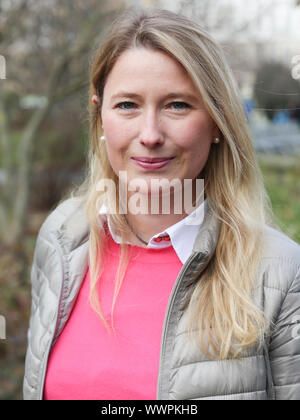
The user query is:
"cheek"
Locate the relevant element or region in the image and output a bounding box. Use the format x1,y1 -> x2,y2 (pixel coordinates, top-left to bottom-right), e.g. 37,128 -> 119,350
175,114 -> 214,148
177,116 -> 214,173
102,115 -> 126,166
187,143 -> 211,174
102,114 -> 122,147
102,113 -> 135,152
101,113 -> 136,176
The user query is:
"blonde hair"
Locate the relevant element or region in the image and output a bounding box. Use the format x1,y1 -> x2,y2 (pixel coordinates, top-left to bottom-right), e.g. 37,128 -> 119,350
65,7 -> 276,359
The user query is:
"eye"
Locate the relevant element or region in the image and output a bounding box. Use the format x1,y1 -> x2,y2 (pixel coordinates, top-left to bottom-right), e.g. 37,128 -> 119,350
116,101 -> 136,110
169,101 -> 191,111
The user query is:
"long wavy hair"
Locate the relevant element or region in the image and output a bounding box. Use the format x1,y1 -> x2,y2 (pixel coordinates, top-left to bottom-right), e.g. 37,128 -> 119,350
65,7 -> 276,359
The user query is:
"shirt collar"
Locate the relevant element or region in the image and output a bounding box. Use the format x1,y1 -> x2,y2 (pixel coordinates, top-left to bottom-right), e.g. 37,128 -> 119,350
98,200 -> 207,264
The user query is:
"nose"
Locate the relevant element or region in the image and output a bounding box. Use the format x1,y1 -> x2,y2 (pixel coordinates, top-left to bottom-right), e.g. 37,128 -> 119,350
139,110 -> 164,148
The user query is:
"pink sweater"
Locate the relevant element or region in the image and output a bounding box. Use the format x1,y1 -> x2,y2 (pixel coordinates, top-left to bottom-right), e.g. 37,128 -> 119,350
43,232 -> 183,400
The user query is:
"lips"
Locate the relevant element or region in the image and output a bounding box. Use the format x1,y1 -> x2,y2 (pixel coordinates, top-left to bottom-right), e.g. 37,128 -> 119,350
132,157 -> 174,163
131,156 -> 174,170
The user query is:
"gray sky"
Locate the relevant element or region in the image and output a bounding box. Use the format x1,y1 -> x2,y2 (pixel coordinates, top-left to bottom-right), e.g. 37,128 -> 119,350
160,0 -> 300,41
230,0 -> 300,41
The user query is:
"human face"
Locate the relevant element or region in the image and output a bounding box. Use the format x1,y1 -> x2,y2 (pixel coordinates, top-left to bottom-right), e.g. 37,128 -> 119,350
101,48 -> 219,200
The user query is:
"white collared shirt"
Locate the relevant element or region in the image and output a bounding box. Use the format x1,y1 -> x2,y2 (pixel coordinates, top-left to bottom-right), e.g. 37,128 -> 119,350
99,200 -> 207,264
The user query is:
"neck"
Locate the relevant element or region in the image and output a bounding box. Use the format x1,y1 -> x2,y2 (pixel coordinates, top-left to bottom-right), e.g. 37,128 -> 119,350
125,212 -> 188,245
118,180 -> 204,245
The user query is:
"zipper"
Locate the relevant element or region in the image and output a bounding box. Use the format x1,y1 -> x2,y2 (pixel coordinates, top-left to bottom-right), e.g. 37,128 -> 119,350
37,231 -> 66,400
156,252 -> 199,399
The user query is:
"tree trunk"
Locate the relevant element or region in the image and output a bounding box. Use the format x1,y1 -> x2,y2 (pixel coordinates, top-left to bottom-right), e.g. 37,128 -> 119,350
8,101 -> 51,246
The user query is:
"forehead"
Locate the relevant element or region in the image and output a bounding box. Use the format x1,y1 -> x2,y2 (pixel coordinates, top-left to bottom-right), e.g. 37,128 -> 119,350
103,47 -> 196,95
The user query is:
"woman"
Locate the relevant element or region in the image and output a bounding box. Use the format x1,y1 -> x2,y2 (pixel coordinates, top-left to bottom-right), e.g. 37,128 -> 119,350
23,7 -> 300,400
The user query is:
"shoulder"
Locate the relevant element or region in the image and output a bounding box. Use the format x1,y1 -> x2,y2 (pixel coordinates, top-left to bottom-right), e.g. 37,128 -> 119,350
262,225 -> 300,265
30,196 -> 90,299
32,196 -> 87,265
38,196 -> 85,239
259,224 -> 300,295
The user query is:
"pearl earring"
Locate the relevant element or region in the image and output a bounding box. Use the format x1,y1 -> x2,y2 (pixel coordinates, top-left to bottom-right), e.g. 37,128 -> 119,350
99,135 -> 105,142
214,137 -> 220,144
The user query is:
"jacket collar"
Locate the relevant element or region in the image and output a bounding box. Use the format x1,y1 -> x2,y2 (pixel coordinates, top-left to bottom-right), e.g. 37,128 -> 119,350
55,198 -> 90,253
192,202 -> 220,258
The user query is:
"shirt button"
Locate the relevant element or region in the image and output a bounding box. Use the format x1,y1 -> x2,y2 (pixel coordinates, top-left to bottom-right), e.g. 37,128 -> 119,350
163,235 -> 170,241
154,237 -> 162,243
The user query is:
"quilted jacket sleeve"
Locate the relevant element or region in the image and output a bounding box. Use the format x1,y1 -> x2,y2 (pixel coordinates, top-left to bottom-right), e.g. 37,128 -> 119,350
268,264 -> 300,400
23,229 -> 50,399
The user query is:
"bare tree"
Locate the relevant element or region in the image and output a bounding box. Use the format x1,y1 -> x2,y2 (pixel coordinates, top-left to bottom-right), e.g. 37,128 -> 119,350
0,0 -> 125,249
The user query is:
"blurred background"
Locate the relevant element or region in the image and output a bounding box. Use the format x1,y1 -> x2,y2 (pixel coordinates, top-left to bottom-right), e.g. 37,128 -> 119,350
0,0 -> 299,399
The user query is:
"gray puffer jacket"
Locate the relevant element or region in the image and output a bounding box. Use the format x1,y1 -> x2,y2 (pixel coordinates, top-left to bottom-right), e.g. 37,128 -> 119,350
23,197 -> 300,400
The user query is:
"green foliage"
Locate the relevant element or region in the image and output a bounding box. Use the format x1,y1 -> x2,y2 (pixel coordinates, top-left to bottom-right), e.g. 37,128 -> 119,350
34,127 -> 88,169
259,155 -> 300,244
0,125 -> 88,169
0,130 -> 21,168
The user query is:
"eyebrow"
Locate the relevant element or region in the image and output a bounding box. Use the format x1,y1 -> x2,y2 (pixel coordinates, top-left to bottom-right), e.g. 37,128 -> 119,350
110,91 -> 199,102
